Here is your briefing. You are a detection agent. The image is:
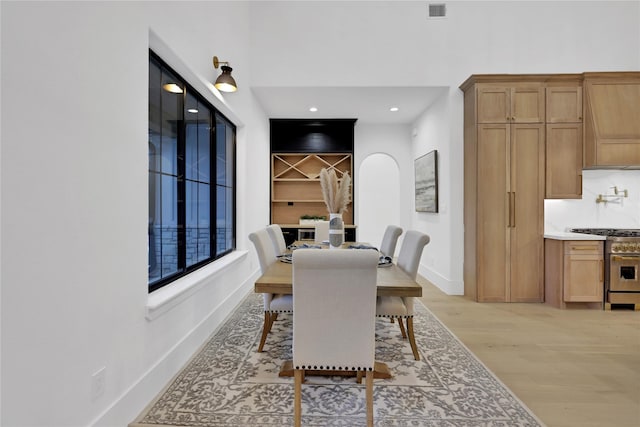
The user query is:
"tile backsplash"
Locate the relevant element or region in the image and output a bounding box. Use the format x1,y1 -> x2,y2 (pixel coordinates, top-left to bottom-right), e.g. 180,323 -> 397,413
545,169 -> 640,232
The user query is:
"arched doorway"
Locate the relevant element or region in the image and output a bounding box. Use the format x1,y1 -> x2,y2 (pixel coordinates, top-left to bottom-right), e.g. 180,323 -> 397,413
357,153 -> 401,253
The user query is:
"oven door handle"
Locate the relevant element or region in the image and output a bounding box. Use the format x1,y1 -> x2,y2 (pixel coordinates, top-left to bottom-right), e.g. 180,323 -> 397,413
611,255 -> 639,261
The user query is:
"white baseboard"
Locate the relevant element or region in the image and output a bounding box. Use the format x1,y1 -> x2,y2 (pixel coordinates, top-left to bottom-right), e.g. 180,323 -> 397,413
90,273 -> 257,427
418,264 -> 464,295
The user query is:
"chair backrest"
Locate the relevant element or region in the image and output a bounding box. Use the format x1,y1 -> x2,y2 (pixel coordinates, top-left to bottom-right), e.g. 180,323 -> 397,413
396,230 -> 430,280
379,225 -> 403,257
292,249 -> 379,371
248,228 -> 277,274
266,224 -> 287,255
314,221 -> 330,243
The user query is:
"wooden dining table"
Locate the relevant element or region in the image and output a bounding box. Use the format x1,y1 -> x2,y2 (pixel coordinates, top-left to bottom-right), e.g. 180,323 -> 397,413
254,243 -> 422,298
254,242 -> 422,378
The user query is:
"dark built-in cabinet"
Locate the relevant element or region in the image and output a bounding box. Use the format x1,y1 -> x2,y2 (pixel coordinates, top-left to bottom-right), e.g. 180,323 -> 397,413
270,119 -> 357,242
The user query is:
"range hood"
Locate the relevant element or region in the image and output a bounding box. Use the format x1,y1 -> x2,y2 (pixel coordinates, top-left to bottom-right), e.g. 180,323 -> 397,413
583,72 -> 640,169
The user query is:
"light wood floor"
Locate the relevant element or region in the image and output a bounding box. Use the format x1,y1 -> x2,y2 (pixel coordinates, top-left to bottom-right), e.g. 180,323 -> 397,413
417,278 -> 640,427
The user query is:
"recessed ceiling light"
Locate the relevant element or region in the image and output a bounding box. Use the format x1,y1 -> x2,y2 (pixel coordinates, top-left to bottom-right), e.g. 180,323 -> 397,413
187,108 -> 199,114
390,107 -> 399,112
309,107 -> 318,112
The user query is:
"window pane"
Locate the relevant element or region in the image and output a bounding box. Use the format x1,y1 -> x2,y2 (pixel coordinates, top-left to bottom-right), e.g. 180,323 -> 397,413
216,117 -> 227,186
198,108 -> 211,183
149,60 -> 162,173
148,172 -> 161,283
185,92 -> 198,181
224,183 -> 233,251
216,185 -> 232,255
185,96 -> 211,183
159,174 -> 178,279
225,123 -> 235,184
186,181 -> 211,266
161,69 -> 182,176
185,180 -> 198,267
198,182 -> 211,261
149,173 -> 179,286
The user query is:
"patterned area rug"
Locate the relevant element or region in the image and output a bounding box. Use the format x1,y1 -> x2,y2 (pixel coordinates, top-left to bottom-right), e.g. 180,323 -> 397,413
131,293 -> 543,426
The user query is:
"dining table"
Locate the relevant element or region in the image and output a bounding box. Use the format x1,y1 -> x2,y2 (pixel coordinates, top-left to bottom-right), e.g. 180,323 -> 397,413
255,242 -> 422,298
254,241 -> 423,378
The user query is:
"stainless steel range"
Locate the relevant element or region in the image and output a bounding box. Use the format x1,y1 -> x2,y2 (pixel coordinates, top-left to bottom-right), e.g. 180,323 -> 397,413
570,228 -> 640,307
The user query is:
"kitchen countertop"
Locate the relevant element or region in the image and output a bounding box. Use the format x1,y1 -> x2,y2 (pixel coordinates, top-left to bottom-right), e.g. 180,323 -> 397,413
544,231 -> 607,241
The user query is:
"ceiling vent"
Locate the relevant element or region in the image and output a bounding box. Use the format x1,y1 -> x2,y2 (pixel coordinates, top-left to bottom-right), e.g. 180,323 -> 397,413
428,3 -> 446,18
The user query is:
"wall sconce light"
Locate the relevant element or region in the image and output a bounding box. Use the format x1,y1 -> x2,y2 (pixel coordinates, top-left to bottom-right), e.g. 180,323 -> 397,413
212,56 -> 237,93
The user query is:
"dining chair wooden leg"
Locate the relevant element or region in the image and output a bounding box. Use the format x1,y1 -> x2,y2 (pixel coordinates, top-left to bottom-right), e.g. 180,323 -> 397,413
294,370 -> 303,427
257,312 -> 271,352
407,317 -> 420,361
267,312 -> 278,333
397,317 -> 407,339
356,371 -> 363,384
365,370 -> 374,427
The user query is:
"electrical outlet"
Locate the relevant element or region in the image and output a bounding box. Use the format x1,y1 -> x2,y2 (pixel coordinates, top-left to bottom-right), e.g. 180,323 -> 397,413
91,367 -> 106,401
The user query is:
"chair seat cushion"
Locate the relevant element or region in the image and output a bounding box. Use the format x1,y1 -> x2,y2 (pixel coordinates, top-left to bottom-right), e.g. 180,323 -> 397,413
376,296 -> 408,317
269,294 -> 293,312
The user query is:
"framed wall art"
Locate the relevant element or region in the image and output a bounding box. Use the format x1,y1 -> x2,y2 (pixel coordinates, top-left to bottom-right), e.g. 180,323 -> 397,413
414,150 -> 438,213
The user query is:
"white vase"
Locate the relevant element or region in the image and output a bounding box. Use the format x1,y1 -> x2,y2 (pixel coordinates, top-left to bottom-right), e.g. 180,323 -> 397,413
329,213 -> 344,249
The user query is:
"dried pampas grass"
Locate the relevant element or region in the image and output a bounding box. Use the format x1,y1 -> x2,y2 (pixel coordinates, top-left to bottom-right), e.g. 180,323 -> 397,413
320,168 -> 351,214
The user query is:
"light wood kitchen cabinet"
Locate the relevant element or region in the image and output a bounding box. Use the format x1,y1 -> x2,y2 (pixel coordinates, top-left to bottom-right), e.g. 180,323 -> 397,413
546,123 -> 583,198
476,124 -> 545,302
461,75 -> 545,303
546,86 -> 582,123
477,86 -> 545,123
545,85 -> 583,199
583,72 -> 640,168
545,239 -> 604,309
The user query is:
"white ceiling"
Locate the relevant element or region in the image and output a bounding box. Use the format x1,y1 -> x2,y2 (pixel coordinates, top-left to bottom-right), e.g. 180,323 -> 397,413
251,86 -> 449,125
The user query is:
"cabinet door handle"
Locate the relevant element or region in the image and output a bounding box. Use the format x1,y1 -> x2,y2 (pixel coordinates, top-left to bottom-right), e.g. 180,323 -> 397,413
509,192 -> 516,228
600,260 -> 603,282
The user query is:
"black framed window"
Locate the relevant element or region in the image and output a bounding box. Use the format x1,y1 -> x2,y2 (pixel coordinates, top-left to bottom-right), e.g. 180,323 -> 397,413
148,51 -> 235,292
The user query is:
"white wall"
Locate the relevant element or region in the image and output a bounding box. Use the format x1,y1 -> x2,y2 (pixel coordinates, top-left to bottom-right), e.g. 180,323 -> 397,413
0,2 -> 270,426
411,89 -> 465,293
249,1 -> 640,87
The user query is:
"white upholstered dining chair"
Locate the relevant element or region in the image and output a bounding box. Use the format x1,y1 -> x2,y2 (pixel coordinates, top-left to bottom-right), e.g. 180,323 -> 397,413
248,228 -> 293,352
375,230 -> 430,361
314,220 -> 330,243
380,225 -> 403,258
266,224 -> 287,255
292,249 -> 379,427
